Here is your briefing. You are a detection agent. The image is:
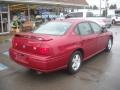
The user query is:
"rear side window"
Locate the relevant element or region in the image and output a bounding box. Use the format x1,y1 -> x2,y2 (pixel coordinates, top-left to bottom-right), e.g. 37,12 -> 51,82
77,22 -> 93,35
90,22 -> 102,33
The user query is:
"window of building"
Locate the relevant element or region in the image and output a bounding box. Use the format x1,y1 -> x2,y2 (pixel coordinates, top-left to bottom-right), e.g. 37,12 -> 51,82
0,4 -> 8,12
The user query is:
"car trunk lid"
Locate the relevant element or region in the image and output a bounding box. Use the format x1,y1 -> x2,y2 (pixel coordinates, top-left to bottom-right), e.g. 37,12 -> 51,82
12,33 -> 53,55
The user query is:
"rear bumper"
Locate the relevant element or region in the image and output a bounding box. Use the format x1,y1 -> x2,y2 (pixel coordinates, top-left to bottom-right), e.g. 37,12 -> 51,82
9,48 -> 67,72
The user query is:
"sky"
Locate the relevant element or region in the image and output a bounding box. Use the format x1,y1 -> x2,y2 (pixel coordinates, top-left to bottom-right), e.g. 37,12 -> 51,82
86,0 -> 120,8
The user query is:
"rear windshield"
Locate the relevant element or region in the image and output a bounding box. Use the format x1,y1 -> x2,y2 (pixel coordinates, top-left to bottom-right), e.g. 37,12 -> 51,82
33,22 -> 72,35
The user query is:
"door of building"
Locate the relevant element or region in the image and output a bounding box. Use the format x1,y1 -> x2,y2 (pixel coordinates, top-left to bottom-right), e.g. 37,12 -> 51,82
0,13 -> 8,34
0,14 -> 2,33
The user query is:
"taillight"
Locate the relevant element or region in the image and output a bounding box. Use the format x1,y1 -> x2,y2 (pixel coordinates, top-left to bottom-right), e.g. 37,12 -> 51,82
37,48 -> 50,56
12,38 -> 16,48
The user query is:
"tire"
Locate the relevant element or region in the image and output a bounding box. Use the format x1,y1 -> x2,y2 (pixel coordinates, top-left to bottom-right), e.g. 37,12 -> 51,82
67,51 -> 82,74
105,38 -> 113,52
112,20 -> 116,25
29,69 -> 36,72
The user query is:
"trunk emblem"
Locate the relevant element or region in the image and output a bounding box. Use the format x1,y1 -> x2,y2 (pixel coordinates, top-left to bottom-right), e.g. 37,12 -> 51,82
33,47 -> 37,50
23,45 -> 26,48
15,43 -> 18,46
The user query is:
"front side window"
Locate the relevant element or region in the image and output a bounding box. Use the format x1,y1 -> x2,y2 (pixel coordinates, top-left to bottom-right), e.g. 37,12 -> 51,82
77,22 -> 93,35
90,22 -> 102,33
33,22 -> 72,35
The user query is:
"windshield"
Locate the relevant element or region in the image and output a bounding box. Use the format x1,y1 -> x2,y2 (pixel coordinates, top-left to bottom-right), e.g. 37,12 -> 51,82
33,22 -> 72,35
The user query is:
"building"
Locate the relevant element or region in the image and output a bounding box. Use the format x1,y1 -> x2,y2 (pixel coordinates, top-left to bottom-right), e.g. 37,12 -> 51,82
0,0 -> 88,35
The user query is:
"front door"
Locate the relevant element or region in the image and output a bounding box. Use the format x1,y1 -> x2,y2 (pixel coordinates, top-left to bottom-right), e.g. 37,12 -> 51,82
89,22 -> 108,51
76,22 -> 97,59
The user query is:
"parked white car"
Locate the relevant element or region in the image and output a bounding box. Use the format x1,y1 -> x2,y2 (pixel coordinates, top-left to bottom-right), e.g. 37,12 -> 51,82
65,11 -> 112,28
111,14 -> 120,24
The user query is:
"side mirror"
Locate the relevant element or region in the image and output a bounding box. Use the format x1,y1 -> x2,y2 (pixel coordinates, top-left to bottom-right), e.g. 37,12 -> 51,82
101,26 -> 107,33
106,24 -> 111,29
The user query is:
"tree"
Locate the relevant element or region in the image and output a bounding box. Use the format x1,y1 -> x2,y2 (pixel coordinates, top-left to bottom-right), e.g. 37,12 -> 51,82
109,4 -> 114,9
85,6 -> 89,9
89,5 -> 93,9
93,5 -> 98,10
86,6 -> 93,9
113,4 -> 117,9
109,4 -> 117,9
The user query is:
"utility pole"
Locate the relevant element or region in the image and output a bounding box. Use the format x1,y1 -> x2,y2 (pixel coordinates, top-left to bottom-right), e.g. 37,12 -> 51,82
105,0 -> 109,17
100,0 -> 101,16
100,0 -> 109,17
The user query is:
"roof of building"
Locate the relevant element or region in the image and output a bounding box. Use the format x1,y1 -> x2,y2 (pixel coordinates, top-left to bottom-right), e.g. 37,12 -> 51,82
1,0 -> 88,7
44,0 -> 88,5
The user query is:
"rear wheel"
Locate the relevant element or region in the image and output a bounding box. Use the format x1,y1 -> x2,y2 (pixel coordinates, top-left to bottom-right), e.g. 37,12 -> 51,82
105,38 -> 113,52
67,51 -> 82,74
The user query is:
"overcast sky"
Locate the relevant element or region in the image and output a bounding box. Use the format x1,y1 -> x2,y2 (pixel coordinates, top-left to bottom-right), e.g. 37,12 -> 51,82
86,0 -> 120,8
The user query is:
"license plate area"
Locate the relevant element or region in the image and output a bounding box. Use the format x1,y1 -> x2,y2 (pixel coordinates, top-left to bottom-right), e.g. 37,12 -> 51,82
15,53 -> 28,64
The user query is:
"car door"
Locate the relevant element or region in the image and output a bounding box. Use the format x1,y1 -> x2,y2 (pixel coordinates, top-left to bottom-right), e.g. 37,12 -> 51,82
76,22 -> 98,59
89,22 -> 109,52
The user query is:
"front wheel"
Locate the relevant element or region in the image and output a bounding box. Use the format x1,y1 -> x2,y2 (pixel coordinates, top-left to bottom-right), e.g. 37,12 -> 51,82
67,51 -> 82,74
112,20 -> 116,24
105,38 -> 113,52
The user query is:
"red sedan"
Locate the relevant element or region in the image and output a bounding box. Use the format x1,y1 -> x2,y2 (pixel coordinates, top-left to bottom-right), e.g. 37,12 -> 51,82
9,19 -> 113,74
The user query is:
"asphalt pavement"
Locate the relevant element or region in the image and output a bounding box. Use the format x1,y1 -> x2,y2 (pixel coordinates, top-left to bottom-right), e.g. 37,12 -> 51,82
0,25 -> 120,90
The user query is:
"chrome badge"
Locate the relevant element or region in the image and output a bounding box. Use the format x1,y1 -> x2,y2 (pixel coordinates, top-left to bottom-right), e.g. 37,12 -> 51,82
22,45 -> 26,48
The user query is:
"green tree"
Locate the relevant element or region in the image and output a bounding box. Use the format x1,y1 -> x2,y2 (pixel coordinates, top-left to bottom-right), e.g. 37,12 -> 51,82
109,4 -> 114,9
113,4 -> 117,9
89,6 -> 93,9
93,5 -> 98,10
109,4 -> 117,9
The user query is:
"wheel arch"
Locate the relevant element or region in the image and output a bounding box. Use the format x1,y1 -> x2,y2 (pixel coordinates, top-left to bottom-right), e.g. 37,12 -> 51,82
73,48 -> 85,60
110,35 -> 113,43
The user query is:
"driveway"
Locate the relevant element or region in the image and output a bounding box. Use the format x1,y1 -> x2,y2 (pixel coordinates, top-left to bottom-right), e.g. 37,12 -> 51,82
0,25 -> 120,90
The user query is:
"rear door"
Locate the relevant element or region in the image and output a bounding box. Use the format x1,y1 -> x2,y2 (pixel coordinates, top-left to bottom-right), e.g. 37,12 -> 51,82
76,22 -> 98,59
89,22 -> 109,52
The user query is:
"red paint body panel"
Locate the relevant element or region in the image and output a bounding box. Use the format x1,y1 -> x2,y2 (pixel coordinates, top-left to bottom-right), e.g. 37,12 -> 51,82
9,19 -> 113,72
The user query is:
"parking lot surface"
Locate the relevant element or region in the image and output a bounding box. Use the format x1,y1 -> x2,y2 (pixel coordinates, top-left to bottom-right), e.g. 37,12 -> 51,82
0,25 -> 120,90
